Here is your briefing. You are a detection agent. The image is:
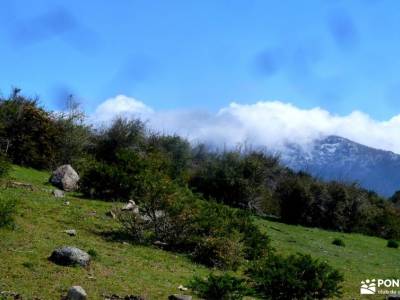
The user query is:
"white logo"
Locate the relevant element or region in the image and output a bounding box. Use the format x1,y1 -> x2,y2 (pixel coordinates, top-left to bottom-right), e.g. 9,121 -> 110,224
361,279 -> 376,294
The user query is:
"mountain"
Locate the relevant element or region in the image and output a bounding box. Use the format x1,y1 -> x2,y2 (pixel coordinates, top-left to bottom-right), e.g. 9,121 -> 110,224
281,135 -> 400,197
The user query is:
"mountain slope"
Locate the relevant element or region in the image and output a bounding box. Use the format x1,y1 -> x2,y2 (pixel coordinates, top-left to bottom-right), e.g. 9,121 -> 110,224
281,135 -> 400,197
2,166 -> 400,299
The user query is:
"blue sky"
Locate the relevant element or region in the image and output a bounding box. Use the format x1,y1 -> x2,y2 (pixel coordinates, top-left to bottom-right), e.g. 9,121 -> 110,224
1,0 -> 400,120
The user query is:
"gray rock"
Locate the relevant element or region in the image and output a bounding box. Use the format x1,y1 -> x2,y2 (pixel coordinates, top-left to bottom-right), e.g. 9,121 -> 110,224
65,229 -> 77,236
49,246 -> 90,267
50,165 -> 80,191
168,295 -> 192,300
53,189 -> 65,198
122,200 -> 139,213
67,286 -> 87,300
103,295 -> 146,300
153,240 -> 168,248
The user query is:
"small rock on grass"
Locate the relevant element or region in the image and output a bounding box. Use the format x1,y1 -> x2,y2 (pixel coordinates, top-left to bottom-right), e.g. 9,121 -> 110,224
64,229 -> 77,236
53,189 -> 65,198
168,295 -> 192,300
66,286 -> 87,300
103,295 -> 147,300
177,285 -> 188,291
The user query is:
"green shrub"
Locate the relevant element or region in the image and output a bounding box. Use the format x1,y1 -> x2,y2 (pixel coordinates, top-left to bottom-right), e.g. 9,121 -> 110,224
117,211 -> 148,243
91,117 -> 146,163
0,90 -> 61,169
118,179 -> 271,269
387,240 -> 399,248
0,197 -> 17,228
0,153 -> 10,179
189,273 -> 251,300
189,149 -> 280,213
88,249 -> 99,260
247,253 -> 343,300
22,261 -> 35,270
332,238 -> 345,247
189,201 -> 271,269
192,234 -> 244,270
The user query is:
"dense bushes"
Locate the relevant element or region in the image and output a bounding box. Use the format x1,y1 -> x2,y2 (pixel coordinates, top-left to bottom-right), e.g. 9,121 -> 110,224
276,173 -> 400,239
332,238 -> 345,247
0,91 -> 59,169
189,149 -> 281,213
190,254 -> 343,300
246,253 -> 343,300
0,89 -> 91,170
117,180 -> 271,269
387,239 -> 399,248
0,197 -> 17,228
0,154 -> 14,228
0,153 -> 10,180
189,273 -> 251,300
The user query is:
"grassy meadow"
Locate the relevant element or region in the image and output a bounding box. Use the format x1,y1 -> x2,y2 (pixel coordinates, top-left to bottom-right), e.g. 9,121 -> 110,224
0,166 -> 399,299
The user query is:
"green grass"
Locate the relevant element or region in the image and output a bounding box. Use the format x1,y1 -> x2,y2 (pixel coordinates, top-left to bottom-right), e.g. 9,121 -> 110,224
0,166 -> 209,299
1,165 -> 400,299
256,219 -> 400,299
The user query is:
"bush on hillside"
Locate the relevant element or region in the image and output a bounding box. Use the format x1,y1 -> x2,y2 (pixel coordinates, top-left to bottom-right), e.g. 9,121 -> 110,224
247,253 -> 343,300
387,239 -> 399,248
332,238 -> 345,247
80,148 -> 173,201
0,153 -> 10,179
189,273 -> 251,300
53,97 -> 92,168
0,89 -> 60,169
116,165 -> 271,269
90,117 -> 147,163
0,197 -> 17,228
147,134 -> 192,183
189,149 -> 281,214
390,190 -> 400,206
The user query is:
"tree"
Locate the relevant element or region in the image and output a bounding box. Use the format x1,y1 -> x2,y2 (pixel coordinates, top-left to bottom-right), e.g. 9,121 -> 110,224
0,89 -> 60,169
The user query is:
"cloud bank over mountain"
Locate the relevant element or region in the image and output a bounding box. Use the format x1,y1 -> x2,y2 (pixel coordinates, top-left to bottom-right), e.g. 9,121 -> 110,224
91,95 -> 400,154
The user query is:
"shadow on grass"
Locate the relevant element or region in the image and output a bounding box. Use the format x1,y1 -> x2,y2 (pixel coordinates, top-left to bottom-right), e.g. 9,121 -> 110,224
89,227 -> 133,244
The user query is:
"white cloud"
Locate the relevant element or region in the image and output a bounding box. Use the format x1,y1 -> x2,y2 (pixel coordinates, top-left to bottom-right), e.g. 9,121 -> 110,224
90,95 -> 153,124
91,95 -> 400,154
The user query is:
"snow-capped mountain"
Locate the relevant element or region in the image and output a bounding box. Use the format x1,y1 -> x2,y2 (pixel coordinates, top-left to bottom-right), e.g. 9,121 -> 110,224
281,135 -> 400,197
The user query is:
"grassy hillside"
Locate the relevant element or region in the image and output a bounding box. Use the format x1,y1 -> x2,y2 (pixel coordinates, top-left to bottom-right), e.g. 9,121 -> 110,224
1,166 -> 399,299
256,220 -> 400,298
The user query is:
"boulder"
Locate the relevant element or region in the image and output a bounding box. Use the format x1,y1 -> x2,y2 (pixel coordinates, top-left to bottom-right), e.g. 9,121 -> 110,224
122,200 -> 139,213
49,246 -> 90,267
168,295 -> 192,300
53,189 -> 65,198
50,165 -> 79,191
66,286 -> 87,300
